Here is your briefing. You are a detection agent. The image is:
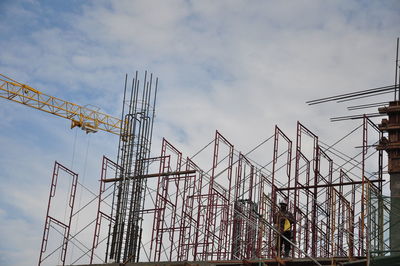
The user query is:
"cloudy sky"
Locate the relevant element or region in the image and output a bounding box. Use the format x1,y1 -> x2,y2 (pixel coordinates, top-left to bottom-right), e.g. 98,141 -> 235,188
0,0 -> 399,265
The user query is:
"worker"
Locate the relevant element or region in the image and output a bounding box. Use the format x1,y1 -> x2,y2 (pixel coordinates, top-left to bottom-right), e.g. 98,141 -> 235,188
274,201 -> 295,257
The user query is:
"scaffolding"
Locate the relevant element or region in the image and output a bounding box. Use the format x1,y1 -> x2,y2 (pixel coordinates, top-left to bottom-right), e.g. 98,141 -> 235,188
37,75 -> 394,265
38,118 -> 389,266
90,119 -> 386,264
38,162 -> 78,266
139,119 -> 385,263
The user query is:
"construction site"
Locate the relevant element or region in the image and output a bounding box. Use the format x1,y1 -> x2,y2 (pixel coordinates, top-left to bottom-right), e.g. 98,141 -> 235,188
0,1 -> 400,256
0,36 -> 399,266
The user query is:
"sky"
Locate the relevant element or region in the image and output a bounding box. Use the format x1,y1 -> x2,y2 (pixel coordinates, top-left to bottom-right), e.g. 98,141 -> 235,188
0,0 -> 399,265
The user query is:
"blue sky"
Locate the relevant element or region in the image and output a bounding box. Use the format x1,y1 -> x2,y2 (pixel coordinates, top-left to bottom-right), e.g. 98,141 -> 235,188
0,0 -> 399,265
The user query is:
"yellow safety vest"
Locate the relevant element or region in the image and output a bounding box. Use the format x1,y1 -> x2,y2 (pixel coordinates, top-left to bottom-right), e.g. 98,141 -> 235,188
283,218 -> 291,232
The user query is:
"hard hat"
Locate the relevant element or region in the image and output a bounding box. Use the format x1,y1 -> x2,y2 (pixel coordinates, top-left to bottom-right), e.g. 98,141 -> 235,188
279,201 -> 288,206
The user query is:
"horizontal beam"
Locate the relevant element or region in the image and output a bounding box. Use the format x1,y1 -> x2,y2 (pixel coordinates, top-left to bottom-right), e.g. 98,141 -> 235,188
103,169 -> 196,183
277,179 -> 384,191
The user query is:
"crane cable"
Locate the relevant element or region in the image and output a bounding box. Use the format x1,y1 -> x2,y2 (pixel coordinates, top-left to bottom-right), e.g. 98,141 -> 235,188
57,127 -> 80,258
69,131 -> 91,262
71,127 -> 78,168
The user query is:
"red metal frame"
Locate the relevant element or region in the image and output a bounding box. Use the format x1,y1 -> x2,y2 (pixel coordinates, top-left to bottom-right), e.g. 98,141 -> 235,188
361,116 -> 384,255
90,156 -> 122,264
38,161 -> 78,266
269,126 -> 293,257
231,153 -> 257,260
150,138 -> 184,261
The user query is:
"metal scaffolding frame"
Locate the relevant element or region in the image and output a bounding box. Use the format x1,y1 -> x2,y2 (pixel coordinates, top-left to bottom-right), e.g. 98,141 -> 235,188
38,162 -> 78,266
90,156 -> 122,264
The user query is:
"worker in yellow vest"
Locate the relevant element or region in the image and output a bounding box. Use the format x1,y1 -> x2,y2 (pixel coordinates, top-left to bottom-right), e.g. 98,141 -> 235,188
274,201 -> 295,257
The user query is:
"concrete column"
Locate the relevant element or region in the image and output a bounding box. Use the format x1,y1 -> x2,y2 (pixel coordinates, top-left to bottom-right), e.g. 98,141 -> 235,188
390,173 -> 400,252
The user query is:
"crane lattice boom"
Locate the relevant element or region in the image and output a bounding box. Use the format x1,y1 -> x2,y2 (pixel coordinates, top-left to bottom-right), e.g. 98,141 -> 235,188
0,73 -> 121,135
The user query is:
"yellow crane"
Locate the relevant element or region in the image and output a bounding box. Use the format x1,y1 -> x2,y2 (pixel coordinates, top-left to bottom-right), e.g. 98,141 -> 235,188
0,73 -> 122,135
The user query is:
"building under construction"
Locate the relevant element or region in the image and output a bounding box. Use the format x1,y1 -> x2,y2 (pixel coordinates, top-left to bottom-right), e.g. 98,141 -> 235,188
1,43 -> 400,266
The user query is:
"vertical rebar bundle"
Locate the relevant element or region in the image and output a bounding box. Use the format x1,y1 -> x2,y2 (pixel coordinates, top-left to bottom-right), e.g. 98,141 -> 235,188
108,71 -> 158,263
